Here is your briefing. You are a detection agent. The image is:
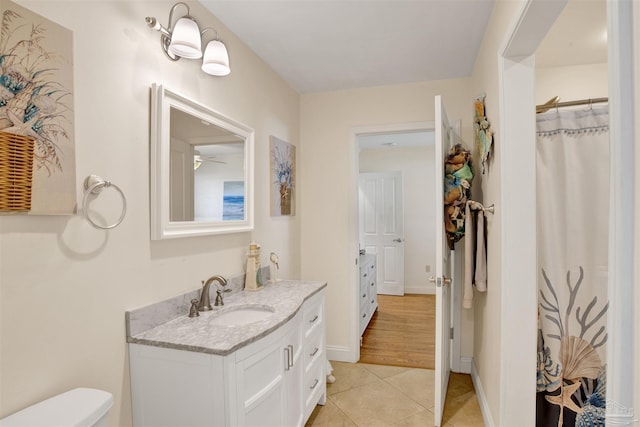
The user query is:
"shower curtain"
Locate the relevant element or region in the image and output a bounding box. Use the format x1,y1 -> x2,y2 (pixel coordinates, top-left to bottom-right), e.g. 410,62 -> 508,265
535,106 -> 609,427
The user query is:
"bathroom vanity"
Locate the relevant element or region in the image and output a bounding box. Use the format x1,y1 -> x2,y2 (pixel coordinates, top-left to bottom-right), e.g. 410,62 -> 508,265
126,280 -> 326,427
359,254 -> 378,337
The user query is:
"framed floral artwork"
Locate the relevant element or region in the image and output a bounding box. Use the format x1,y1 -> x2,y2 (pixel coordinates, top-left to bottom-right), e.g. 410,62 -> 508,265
270,136 -> 295,216
0,0 -> 76,214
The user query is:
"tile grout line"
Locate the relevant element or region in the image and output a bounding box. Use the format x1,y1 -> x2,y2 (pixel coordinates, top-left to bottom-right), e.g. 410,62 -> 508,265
326,395 -> 362,427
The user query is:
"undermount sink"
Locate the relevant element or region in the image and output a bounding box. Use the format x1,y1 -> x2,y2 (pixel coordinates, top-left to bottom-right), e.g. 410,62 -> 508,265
209,305 -> 275,326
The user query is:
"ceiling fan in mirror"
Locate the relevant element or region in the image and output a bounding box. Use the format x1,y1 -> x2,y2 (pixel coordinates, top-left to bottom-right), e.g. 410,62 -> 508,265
194,150 -> 227,170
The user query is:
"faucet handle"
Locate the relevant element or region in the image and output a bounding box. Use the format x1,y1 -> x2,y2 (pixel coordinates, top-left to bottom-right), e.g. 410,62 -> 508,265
215,289 -> 224,306
188,299 -> 200,318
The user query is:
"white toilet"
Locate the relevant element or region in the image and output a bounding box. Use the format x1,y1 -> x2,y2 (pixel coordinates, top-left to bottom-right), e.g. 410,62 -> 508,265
0,388 -> 113,427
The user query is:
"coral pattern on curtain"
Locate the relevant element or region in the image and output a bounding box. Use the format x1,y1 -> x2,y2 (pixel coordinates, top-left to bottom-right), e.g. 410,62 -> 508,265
536,107 -> 610,427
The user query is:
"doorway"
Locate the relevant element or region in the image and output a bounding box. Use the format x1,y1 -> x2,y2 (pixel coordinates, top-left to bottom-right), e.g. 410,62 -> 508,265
352,123 -> 436,365
357,127 -> 437,297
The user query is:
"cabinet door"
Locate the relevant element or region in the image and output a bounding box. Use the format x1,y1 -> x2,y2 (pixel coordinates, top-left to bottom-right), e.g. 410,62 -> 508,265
235,334 -> 286,426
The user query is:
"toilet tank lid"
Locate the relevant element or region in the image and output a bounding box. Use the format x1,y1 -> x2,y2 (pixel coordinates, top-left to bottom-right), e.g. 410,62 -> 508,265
0,388 -> 113,427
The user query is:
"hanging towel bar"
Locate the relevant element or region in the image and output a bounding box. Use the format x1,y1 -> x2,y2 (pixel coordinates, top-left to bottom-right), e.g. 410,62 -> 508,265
468,200 -> 494,214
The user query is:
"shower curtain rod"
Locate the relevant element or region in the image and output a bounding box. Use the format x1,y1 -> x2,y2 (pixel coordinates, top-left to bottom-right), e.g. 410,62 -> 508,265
536,96 -> 609,114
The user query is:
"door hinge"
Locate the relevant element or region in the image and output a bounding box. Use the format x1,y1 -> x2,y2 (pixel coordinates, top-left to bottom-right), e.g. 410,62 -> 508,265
450,327 -> 454,340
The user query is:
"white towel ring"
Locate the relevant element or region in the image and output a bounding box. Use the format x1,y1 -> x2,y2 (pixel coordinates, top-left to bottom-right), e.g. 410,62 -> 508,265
82,175 -> 127,230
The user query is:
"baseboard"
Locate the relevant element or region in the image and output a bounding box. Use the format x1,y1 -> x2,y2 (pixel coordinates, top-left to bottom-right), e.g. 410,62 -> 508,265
471,358 -> 496,427
326,345 -> 357,363
404,285 -> 436,295
459,357 -> 472,374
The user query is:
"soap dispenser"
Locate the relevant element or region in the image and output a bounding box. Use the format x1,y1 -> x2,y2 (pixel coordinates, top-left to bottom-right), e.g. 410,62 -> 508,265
244,242 -> 264,291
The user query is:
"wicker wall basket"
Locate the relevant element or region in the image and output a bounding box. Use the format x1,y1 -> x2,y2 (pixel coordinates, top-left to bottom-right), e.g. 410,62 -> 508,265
0,130 -> 35,212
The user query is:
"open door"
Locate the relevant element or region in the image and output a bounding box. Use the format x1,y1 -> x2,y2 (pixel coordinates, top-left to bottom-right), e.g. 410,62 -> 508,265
433,95 -> 453,426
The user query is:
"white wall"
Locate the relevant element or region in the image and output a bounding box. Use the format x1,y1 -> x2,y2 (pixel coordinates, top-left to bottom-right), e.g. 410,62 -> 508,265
0,1 -> 299,425
470,1 -> 525,425
300,78 -> 475,361
194,154 -> 245,221
359,145 -> 436,294
535,63 -> 608,105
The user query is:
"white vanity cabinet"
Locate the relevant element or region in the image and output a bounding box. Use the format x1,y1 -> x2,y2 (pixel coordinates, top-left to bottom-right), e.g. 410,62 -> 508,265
128,290 -> 326,427
359,254 -> 378,337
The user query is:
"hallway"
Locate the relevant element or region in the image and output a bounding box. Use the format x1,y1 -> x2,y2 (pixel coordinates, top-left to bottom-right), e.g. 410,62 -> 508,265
359,294 -> 435,369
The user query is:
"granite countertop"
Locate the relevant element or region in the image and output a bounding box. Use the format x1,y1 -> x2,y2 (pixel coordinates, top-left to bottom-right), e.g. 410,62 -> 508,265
126,280 -> 326,356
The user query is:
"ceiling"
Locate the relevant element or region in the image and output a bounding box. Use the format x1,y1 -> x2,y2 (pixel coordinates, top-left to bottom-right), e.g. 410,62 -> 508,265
197,0 -> 607,150
201,0 -> 607,95
535,0 -> 607,68
201,0 -> 494,93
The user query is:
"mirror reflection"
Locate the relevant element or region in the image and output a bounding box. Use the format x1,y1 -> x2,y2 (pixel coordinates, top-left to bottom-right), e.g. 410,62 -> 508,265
169,107 -> 246,222
150,83 -> 254,239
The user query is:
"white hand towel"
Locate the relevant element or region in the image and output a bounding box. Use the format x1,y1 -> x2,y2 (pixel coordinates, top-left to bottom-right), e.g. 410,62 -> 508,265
463,201 -> 475,309
475,209 -> 487,292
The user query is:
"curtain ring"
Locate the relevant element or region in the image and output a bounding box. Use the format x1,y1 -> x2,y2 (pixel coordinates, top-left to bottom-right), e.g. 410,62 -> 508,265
82,175 -> 127,230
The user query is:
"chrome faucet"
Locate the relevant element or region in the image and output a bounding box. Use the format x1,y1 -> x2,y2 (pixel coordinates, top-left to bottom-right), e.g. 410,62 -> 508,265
197,275 -> 228,311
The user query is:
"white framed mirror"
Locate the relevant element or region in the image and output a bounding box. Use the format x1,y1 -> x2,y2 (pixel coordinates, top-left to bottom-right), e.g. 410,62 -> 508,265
150,83 -> 254,239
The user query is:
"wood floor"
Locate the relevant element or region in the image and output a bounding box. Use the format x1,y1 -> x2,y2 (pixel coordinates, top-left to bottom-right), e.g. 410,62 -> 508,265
359,294 -> 435,369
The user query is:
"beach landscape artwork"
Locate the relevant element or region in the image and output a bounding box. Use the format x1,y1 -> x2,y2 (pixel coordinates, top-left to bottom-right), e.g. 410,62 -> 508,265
222,181 -> 244,221
270,136 -> 295,216
0,0 -> 75,214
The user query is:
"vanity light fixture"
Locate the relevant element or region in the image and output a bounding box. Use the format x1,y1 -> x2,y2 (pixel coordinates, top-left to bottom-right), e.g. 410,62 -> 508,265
145,2 -> 231,76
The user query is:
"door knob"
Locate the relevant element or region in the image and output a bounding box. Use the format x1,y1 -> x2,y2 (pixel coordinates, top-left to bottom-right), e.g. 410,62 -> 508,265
393,238 -> 404,243
429,276 -> 451,287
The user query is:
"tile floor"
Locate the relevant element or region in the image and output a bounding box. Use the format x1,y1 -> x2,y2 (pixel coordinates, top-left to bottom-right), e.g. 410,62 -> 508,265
305,362 -> 485,427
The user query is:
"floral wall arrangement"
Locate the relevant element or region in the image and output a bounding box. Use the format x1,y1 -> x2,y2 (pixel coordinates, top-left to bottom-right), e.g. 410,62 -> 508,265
474,94 -> 493,175
0,0 -> 75,214
270,136 -> 295,216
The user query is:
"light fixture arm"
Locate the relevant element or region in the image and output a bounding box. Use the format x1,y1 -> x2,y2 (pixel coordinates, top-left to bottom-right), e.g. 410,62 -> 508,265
145,2 -> 194,62
200,27 -> 220,42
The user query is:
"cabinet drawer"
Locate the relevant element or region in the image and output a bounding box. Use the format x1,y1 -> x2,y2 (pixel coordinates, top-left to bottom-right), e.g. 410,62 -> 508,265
303,356 -> 325,420
368,262 -> 376,276
359,284 -> 369,305
303,328 -> 324,371
360,270 -> 370,288
369,297 -> 378,317
303,294 -> 324,337
359,309 -> 369,336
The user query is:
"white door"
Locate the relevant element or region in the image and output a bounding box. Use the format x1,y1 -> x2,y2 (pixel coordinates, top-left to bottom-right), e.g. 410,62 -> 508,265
169,138 -> 194,221
359,171 -> 405,295
433,95 -> 453,427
